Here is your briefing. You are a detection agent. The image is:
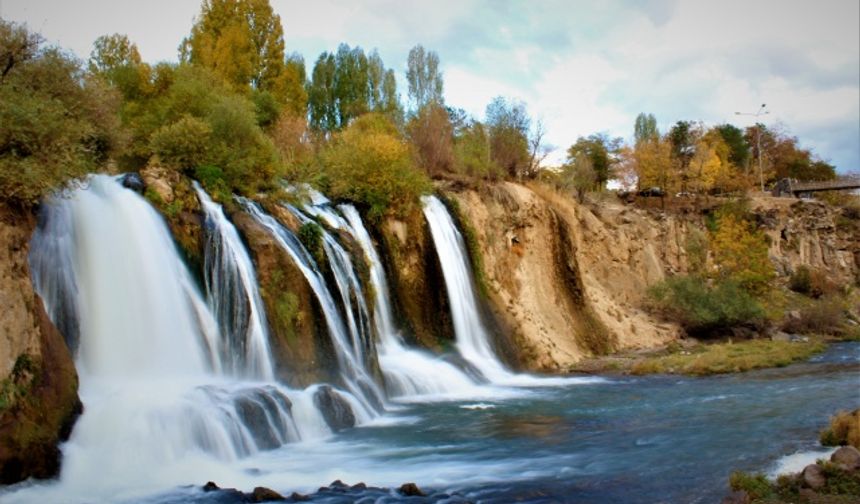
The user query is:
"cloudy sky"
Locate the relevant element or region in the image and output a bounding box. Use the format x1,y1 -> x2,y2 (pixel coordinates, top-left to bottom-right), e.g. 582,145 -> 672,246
3,0 -> 859,171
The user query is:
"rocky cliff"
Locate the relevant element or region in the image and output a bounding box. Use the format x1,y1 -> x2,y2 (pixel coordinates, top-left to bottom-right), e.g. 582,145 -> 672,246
0,204 -> 81,483
442,182 -> 859,371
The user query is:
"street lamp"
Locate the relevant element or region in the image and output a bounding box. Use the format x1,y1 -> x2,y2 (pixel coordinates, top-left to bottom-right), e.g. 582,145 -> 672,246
735,104 -> 769,192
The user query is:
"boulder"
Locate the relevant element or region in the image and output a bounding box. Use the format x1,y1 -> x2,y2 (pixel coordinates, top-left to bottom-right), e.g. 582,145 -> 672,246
202,481 -> 219,492
831,445 -> 860,470
288,492 -> 310,502
313,386 -> 356,432
801,463 -> 826,489
119,172 -> 145,193
250,486 -> 285,502
399,482 -> 426,497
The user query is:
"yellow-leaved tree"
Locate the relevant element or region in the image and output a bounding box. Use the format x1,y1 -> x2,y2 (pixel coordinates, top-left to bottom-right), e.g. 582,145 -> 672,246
710,212 -> 774,294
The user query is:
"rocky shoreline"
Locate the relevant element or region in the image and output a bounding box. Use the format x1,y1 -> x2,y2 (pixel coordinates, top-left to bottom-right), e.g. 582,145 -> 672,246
198,480 -> 472,503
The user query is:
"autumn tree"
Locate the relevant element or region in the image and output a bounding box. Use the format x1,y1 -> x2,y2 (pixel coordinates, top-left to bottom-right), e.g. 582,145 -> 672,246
485,96 -> 530,179
453,119 -> 499,179
633,137 -> 675,193
710,212 -> 774,295
746,124 -> 835,182
88,34 -> 142,76
407,103 -> 454,177
406,44 -> 443,111
565,133 -> 622,187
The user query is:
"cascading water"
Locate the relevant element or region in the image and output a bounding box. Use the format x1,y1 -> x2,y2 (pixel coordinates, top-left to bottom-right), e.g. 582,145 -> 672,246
237,198 -> 383,413
302,194 -> 480,398
194,182 -> 274,380
21,176 -> 355,502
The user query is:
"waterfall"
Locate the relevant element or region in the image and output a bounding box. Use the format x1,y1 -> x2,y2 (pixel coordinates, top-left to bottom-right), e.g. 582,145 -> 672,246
301,195 -> 480,397
237,198 -> 383,413
25,176 -> 364,500
421,196 -> 516,383
193,182 -> 274,380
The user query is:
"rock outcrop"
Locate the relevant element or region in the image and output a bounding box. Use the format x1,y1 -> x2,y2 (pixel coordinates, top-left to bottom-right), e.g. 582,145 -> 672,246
0,203 -> 81,483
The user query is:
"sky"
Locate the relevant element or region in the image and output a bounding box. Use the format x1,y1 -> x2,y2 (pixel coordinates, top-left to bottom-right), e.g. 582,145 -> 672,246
3,0 -> 859,172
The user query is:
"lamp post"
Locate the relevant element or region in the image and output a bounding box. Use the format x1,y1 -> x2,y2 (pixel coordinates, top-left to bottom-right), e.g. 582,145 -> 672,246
735,104 -> 769,192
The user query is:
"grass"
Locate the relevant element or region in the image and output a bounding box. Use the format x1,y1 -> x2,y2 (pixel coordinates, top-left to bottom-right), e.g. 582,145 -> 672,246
821,409 -> 860,449
630,339 -> 826,376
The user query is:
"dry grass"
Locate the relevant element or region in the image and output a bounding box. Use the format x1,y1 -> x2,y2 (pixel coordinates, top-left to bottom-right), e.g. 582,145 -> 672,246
630,339 -> 826,376
821,409 -> 860,449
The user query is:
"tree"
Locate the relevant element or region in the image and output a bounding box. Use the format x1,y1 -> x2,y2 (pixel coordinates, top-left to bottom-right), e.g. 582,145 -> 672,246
320,113 -> 431,219
182,0 -> 286,94
633,137 -> 675,193
565,133 -> 622,187
88,34 -> 142,76
407,103 -> 454,177
746,124 -> 836,182
485,96 -> 530,179
453,120 -> 498,179
561,153 -> 597,202
0,20 -> 124,205
333,43 -> 370,126
634,113 -> 659,146
307,52 -> 337,132
406,44 -> 443,111
715,124 -> 750,170
710,212 -> 774,295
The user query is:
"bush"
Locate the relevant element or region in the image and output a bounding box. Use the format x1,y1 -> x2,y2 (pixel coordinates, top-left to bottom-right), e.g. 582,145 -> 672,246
320,113 -> 431,220
820,409 -> 860,449
150,115 -> 211,170
297,221 -> 324,265
0,21 -> 124,205
648,275 -> 765,336
783,295 -> 847,335
729,471 -> 773,500
710,213 -> 774,295
788,266 -> 839,298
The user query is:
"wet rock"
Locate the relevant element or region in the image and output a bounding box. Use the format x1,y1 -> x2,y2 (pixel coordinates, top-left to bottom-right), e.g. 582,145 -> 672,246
399,482 -> 426,497
802,463 -> 826,489
313,386 -> 356,432
831,445 -> 860,470
119,172 -> 145,193
203,481 -> 220,492
328,479 -> 348,492
721,490 -> 750,504
251,486 -> 286,502
233,394 -> 280,450
351,482 -> 367,490
288,492 -> 310,502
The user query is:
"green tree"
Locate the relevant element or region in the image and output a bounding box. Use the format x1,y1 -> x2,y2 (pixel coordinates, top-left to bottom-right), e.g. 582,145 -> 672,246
634,112 -> 658,146
565,133 -> 622,187
88,34 -> 142,78
408,103 -> 454,177
453,120 -> 498,179
333,43 -> 370,126
307,52 -> 338,132
406,44 -> 443,111
715,124 -> 750,170
0,20 -> 124,205
561,153 -> 597,202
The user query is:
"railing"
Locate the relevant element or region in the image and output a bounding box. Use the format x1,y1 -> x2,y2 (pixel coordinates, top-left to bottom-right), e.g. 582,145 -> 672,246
773,176 -> 860,197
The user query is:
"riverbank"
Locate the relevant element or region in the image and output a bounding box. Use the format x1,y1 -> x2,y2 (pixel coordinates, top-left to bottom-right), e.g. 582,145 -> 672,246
568,337 -> 835,376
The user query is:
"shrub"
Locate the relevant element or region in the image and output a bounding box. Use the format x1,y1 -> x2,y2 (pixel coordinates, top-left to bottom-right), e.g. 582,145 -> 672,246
297,221 -> 324,265
647,275 -> 765,336
729,471 -> 773,500
788,266 -> 839,298
0,21 -> 124,205
820,409 -> 860,449
783,295 -> 847,335
320,113 -> 431,220
150,115 -> 211,171
710,213 -> 774,295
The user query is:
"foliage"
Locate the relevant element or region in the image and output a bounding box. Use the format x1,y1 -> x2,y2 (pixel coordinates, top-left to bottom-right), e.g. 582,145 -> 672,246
820,409 -> 860,449
566,133 -> 622,186
789,266 -> 839,299
307,44 -> 401,132
745,124 -> 836,183
710,213 -> 774,295
0,20 -> 124,205
319,113 -> 431,219
88,33 -> 142,78
782,295 -> 848,336
406,44 -> 444,111
631,339 -> 825,376
729,471 -> 774,500
715,123 -> 750,169
486,96 -> 531,179
634,112 -> 658,145
647,275 -> 765,336
149,115 -> 212,170
632,137 -> 675,192
297,221 -> 324,265
560,153 -> 597,202
407,103 -> 454,177
452,120 -> 501,180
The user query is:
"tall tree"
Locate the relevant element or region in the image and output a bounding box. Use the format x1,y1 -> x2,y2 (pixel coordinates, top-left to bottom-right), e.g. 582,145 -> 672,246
634,112 -> 659,145
408,103 -> 454,177
406,44 -> 443,111
566,133 -> 622,186
485,96 -> 530,179
182,0 -> 285,93
333,43 -> 370,126
88,34 -> 142,76
715,124 -> 750,170
307,52 -> 337,132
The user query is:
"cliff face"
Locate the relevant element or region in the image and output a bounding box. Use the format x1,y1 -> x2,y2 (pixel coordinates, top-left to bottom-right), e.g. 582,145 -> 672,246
0,204 -> 81,483
443,183 -> 859,371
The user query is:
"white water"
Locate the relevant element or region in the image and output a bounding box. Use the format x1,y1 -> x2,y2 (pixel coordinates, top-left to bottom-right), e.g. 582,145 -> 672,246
194,182 -> 274,380
422,196 -> 580,387
16,177 -> 367,503
237,198 -> 383,414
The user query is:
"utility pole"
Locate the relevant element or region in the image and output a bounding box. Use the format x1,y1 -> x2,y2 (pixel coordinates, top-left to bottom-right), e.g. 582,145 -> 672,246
735,104 -> 769,192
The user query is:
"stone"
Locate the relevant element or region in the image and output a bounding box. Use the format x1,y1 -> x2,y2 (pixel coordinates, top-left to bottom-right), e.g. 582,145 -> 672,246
202,481 -> 220,492
801,463 -> 826,489
288,492 -> 310,502
250,486 -> 286,502
770,331 -> 792,342
831,445 -> 860,470
720,491 -> 750,504
119,172 -> 145,193
399,482 -> 426,497
313,386 -> 356,432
